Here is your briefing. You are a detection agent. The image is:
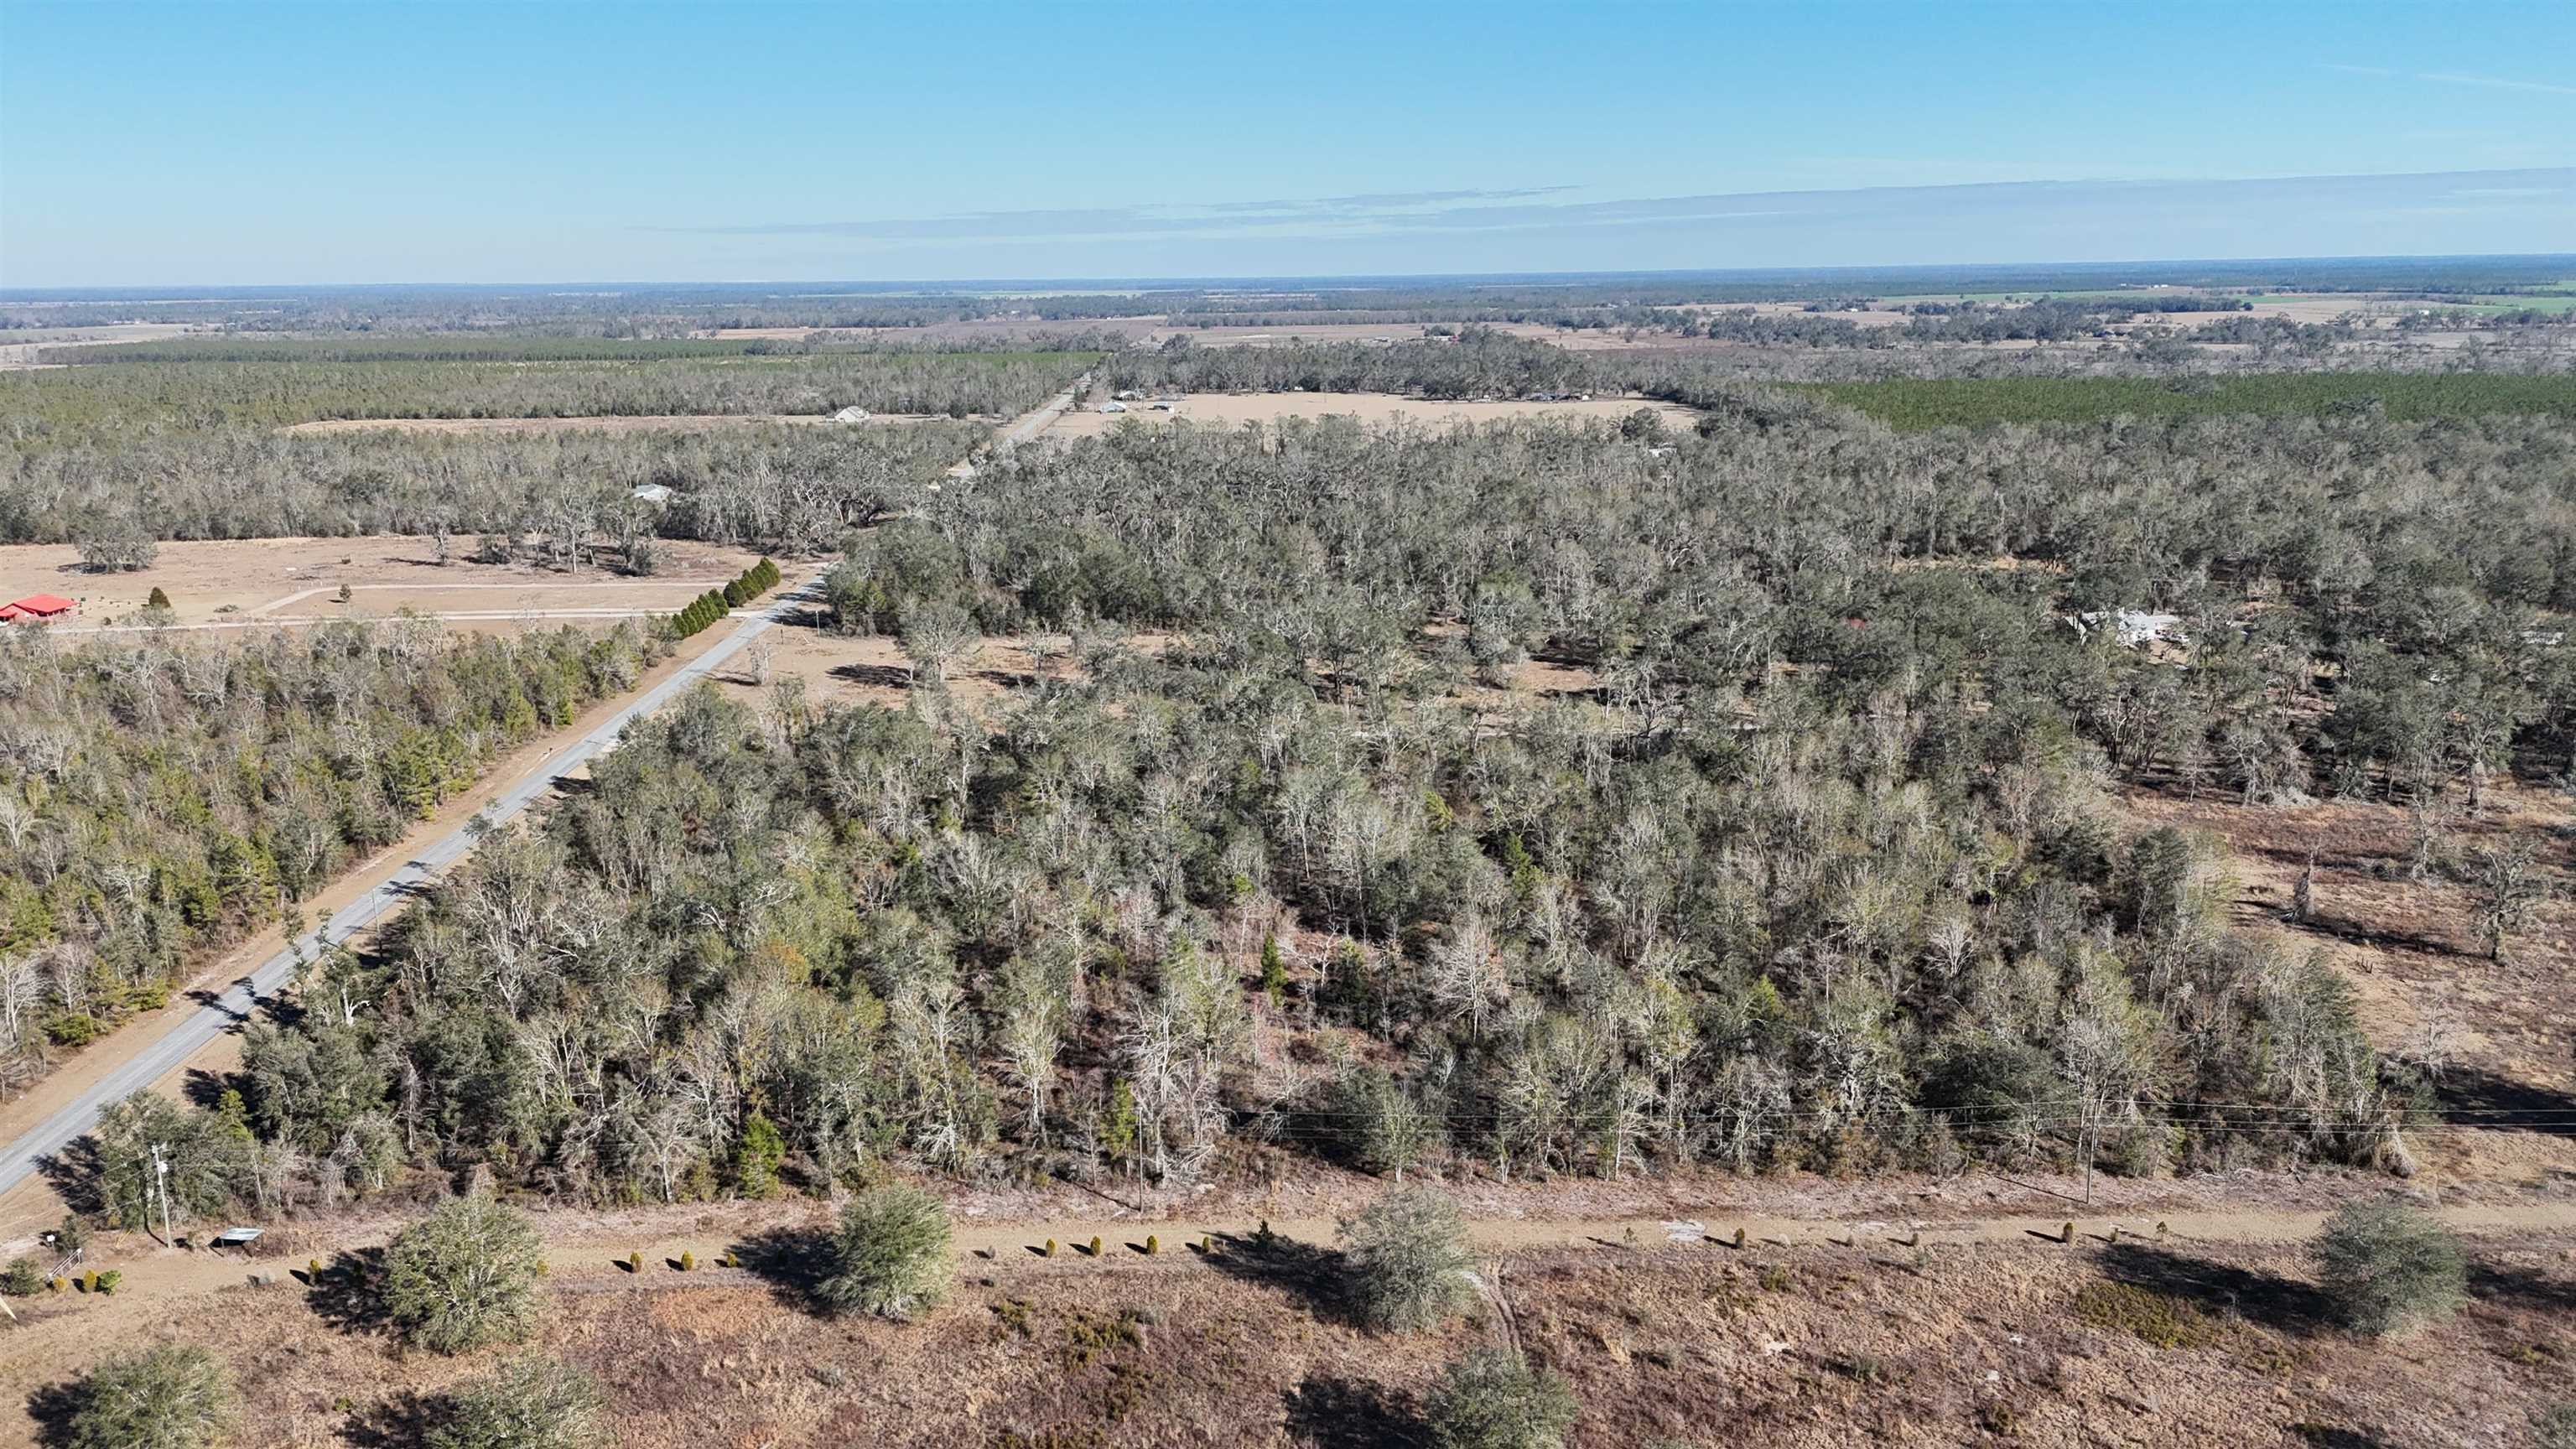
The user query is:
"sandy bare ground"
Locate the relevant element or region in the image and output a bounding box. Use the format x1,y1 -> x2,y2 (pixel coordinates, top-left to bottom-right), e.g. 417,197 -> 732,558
0,322 -> 200,370
1041,391 -> 1698,440
1147,322 -> 1435,348
0,534 -> 765,627
699,316 -> 1166,345
277,412 -> 964,436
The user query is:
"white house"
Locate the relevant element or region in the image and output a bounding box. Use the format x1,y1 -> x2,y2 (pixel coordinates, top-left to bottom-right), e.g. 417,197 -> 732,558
831,405 -> 871,423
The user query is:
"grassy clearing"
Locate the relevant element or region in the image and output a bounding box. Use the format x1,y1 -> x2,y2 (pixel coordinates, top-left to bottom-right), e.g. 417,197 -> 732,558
1799,373 -> 2576,429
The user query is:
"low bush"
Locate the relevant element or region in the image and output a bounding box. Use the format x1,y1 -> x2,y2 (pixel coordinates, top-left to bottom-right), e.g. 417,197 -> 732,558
2309,1197 -> 2467,1339
383,1192 -> 548,1354
817,1183 -> 951,1320
1422,1348 -> 1577,1449
57,1344 -> 236,1449
428,1354 -> 608,1449
1340,1187 -> 1475,1333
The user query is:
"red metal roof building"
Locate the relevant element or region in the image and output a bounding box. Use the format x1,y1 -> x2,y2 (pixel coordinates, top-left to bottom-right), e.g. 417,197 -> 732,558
1,595 -> 76,621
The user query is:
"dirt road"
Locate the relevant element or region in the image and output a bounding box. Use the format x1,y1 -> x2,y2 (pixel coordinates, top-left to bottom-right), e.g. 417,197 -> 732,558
0,578 -> 822,1201
5,1195 -> 2571,1350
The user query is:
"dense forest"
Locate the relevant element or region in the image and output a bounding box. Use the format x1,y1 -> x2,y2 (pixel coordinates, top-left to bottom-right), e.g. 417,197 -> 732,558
5,348 -> 1092,433
74,383 -> 2575,1225
1108,330 -> 2576,404
0,621 -> 667,1096
0,344 -> 1071,548
3,418 -> 982,554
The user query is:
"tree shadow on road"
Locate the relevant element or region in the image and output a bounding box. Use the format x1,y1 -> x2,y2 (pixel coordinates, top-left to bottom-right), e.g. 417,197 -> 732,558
33,1138 -> 106,1218
1202,1227 -> 1358,1328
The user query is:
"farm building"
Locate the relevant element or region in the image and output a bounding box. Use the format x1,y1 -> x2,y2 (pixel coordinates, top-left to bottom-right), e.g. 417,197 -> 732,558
831,405 -> 871,423
0,594 -> 75,622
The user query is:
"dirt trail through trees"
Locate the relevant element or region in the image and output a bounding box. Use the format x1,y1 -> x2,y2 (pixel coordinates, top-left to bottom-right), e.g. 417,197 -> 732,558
8,1198 -> 2573,1345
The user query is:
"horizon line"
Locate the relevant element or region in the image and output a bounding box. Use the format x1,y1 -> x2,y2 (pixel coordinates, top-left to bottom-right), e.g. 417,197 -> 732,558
8,250 -> 2574,299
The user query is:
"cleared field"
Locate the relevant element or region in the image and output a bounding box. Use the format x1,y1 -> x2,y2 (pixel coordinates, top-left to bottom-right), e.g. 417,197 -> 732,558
1149,321 -> 1433,348
704,317 -> 1166,345
0,533 -> 766,627
278,411 -> 963,435
0,321 -> 200,370
1044,390 -> 1699,439
714,626 -> 1601,721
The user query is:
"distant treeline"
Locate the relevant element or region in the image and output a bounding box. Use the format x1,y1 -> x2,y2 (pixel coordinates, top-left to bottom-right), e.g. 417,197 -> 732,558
10,256 -> 2568,334
47,336 -> 1119,365
1799,373 -> 2576,429
1106,330 -> 2576,415
4,350 -> 1095,442
2,421 -> 982,554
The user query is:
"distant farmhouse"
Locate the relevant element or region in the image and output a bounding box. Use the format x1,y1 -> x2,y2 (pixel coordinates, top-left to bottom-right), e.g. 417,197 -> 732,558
0,594 -> 75,623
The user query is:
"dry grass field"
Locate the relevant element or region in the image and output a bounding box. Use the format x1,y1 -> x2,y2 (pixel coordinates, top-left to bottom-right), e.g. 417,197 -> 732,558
0,534 -> 767,629
2125,782 -> 2576,1187
1041,391 -> 1698,439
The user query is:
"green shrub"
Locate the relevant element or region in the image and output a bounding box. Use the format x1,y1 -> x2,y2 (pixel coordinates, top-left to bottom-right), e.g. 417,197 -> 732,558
0,1257 -> 40,1296
2532,1402 -> 2576,1449
2309,1197 -> 2467,1338
383,1192 -> 548,1354
816,1183 -> 951,1320
1422,1348 -> 1577,1449
146,586 -> 172,609
428,1354 -> 608,1449
94,1269 -> 122,1296
59,1344 -> 236,1449
1339,1186 -> 1475,1332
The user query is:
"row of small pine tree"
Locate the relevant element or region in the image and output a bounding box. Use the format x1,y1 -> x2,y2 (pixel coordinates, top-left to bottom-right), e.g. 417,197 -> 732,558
670,558 -> 781,638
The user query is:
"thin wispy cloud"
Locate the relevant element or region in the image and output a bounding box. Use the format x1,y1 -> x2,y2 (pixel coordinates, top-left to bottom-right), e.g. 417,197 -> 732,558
652,189 -> 1587,242
2421,70 -> 2576,96
653,171 -> 2575,252
2322,62 -> 2576,96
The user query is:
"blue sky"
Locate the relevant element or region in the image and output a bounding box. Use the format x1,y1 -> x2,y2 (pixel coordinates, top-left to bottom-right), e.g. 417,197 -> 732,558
2,0 -> 2571,285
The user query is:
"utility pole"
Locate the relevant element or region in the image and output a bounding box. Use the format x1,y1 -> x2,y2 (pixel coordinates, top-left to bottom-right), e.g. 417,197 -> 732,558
149,1141 -> 174,1246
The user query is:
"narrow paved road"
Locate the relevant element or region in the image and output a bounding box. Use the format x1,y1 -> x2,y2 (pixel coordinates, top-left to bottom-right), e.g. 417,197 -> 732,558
0,368 -> 1092,1200
0,578 -> 818,1197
